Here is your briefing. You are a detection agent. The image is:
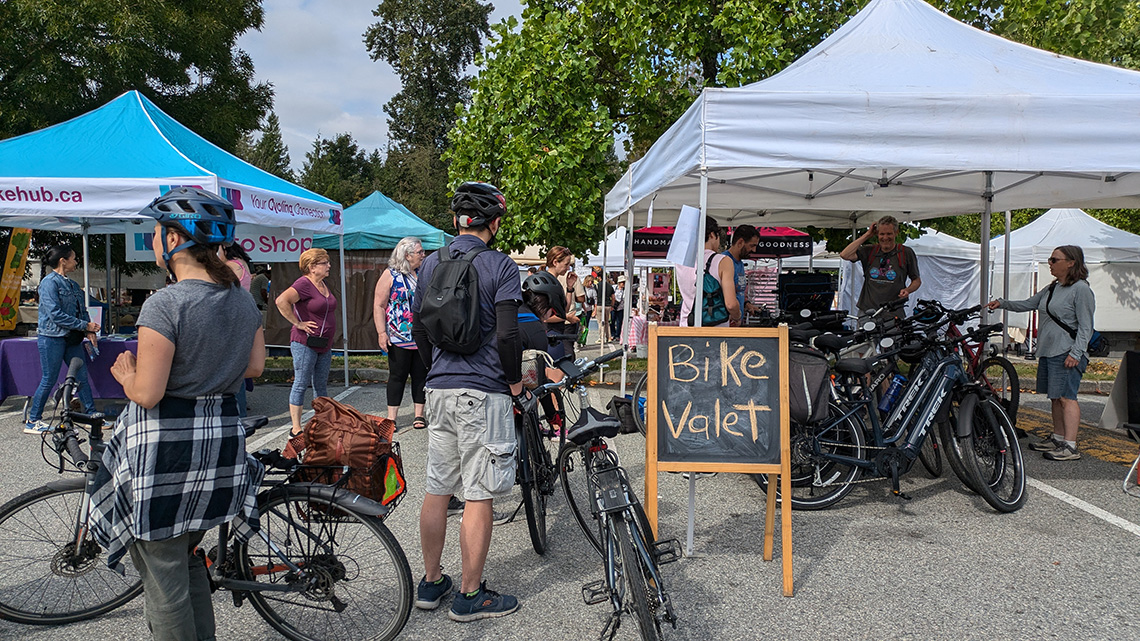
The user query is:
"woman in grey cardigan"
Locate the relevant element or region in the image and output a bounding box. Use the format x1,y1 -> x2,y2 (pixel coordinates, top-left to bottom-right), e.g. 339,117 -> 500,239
987,245 -> 1095,461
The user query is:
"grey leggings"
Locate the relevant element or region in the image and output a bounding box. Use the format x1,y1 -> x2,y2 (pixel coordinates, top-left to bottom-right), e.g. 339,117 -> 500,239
128,531 -> 213,641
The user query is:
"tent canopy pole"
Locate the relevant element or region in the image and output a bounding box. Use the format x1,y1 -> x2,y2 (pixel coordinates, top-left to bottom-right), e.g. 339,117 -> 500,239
339,234 -> 349,386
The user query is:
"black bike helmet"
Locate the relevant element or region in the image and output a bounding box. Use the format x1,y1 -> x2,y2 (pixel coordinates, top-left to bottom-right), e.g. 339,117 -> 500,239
523,270 -> 567,320
141,187 -> 236,261
450,181 -> 506,228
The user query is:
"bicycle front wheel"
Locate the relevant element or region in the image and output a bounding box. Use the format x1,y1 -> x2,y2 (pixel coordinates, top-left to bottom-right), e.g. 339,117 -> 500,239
962,396 -> 1027,513
558,442 -> 603,556
0,480 -> 143,624
614,513 -> 664,641
237,485 -> 413,641
631,373 -> 648,436
519,412 -> 550,555
975,356 -> 1020,425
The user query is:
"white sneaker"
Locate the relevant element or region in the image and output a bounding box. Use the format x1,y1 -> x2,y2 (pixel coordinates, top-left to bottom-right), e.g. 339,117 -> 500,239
24,420 -> 52,434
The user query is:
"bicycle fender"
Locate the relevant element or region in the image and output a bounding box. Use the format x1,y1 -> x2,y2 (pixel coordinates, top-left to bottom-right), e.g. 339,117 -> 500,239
45,476 -> 86,492
955,391 -> 979,439
282,483 -> 389,518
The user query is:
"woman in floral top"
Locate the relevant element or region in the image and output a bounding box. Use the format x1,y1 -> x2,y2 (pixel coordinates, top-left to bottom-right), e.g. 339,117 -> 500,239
374,237 -> 428,429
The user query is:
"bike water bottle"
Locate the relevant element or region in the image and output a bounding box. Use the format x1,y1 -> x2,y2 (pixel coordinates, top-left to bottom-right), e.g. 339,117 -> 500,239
877,374 -> 907,414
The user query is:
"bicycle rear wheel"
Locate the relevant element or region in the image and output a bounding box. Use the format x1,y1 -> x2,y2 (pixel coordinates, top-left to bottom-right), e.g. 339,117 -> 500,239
975,356 -> 1020,425
631,373 -> 648,436
917,428 -> 943,478
557,442 -> 603,556
755,402 -> 865,510
962,396 -> 1027,513
519,412 -> 551,555
0,480 -> 143,624
614,513 -> 664,641
237,485 -> 413,641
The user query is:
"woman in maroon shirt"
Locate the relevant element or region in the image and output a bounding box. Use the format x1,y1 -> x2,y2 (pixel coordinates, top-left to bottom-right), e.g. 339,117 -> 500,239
275,248 -> 337,436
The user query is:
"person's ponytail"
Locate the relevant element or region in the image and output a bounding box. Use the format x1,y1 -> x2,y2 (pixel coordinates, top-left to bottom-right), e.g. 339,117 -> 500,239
186,244 -> 239,287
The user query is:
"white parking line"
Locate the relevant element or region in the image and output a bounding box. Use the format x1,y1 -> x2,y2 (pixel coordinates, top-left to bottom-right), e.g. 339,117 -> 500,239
247,386 -> 361,450
1028,476 -> 1140,538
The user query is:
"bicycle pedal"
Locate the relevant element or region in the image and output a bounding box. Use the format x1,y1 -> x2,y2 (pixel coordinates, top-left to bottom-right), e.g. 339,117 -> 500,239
581,579 -> 609,605
653,538 -> 682,565
892,490 -> 913,501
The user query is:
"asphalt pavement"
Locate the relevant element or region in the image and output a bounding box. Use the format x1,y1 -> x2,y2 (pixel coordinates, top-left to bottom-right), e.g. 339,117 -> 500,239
0,382 -> 1138,641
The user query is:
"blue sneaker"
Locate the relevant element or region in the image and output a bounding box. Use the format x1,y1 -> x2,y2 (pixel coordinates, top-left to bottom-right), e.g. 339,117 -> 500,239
23,420 -> 51,434
448,582 -> 519,622
415,573 -> 453,610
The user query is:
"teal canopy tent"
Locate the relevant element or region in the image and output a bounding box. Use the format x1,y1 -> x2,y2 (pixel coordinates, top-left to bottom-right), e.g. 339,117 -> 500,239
313,191 -> 450,251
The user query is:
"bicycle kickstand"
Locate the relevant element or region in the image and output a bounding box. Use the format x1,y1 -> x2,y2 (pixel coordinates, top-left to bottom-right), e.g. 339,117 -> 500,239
598,610 -> 621,641
889,459 -> 912,501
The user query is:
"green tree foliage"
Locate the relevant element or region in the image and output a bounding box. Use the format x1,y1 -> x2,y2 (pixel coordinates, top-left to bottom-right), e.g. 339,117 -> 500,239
451,0 -> 1140,257
364,0 -> 492,150
0,0 -> 272,152
299,133 -> 377,208
376,145 -> 454,231
240,113 -> 294,182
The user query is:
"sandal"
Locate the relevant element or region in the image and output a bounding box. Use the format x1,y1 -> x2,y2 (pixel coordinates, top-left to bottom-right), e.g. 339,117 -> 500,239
412,416 -> 428,430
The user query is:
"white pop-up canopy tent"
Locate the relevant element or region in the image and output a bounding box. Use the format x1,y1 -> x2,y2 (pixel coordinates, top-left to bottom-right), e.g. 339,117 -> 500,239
585,227 -> 674,269
991,208 -> 1140,332
603,0 -> 1140,327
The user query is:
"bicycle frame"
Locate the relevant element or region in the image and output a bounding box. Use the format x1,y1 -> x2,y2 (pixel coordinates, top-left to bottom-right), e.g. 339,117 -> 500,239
581,443 -> 676,634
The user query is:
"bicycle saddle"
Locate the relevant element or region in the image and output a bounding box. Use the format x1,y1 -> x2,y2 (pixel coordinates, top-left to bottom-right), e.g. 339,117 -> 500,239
834,357 -> 871,375
566,406 -> 623,445
241,415 -> 270,437
815,333 -> 856,354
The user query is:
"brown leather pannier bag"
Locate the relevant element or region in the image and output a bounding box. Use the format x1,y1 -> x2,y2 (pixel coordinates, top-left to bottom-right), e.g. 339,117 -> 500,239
283,397 -> 405,508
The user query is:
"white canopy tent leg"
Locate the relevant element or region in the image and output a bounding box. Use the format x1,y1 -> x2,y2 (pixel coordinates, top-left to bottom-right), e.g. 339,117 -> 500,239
600,224 -> 609,383
621,208 -> 634,395
1002,209 -> 1011,349
82,224 -> 91,309
105,234 -> 112,331
339,234 -> 349,387
685,168 -> 710,558
979,172 -> 993,316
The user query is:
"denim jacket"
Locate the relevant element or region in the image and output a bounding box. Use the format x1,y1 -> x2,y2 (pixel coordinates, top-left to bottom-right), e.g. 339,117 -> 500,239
37,271 -> 90,337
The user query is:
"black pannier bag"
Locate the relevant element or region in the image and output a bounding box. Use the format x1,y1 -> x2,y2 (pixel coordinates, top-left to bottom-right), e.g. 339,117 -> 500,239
789,346 -> 830,424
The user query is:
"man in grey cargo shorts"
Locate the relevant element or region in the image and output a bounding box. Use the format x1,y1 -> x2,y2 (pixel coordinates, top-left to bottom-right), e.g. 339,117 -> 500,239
411,182 -> 524,622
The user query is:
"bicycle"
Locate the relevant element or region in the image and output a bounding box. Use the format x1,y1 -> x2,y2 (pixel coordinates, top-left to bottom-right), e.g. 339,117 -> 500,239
511,349 -> 569,555
0,357 -> 414,641
552,350 -> 681,641
758,316 -> 1026,513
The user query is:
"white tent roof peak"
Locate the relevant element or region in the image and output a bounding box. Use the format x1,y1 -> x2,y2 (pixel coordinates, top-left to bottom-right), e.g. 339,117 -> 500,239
991,208 -> 1140,264
605,0 -> 1140,228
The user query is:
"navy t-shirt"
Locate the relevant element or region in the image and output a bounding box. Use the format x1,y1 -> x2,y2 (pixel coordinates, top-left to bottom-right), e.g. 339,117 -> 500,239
412,234 -> 522,394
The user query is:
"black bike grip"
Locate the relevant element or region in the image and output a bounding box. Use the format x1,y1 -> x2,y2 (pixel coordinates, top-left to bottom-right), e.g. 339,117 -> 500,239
596,349 -> 626,364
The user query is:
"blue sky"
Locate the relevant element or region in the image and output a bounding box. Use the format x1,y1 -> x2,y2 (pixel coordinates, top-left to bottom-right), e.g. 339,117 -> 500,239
238,0 -> 524,170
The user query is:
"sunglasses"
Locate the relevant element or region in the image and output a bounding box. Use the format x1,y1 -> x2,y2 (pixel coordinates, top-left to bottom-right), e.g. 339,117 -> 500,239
1048,257 -> 1068,264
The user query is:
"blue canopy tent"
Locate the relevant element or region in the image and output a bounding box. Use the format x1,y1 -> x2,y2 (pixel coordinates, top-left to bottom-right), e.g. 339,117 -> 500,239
0,90 -> 351,379
313,191 -> 450,251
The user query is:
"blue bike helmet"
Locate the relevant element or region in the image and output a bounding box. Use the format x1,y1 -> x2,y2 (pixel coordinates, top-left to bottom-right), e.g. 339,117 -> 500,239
450,181 -> 506,229
141,187 -> 236,264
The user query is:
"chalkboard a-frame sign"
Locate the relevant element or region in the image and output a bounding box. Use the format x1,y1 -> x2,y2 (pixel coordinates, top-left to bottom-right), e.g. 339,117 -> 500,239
645,324 -> 793,596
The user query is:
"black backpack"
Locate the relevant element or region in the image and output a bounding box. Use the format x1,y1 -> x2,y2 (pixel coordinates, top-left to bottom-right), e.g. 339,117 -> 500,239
419,241 -> 488,354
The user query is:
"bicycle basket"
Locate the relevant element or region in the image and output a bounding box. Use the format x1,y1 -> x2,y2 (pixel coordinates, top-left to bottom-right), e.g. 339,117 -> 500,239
789,346 -> 830,424
521,349 -> 554,390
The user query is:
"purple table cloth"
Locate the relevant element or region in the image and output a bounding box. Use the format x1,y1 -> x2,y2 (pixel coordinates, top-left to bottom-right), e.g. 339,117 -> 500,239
0,337 -> 138,401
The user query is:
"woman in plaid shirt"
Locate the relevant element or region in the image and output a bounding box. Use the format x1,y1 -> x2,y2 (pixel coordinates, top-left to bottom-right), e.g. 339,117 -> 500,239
89,188 -> 265,641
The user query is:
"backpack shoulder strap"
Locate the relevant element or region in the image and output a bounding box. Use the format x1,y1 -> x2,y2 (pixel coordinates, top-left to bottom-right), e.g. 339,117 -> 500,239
461,246 -> 489,263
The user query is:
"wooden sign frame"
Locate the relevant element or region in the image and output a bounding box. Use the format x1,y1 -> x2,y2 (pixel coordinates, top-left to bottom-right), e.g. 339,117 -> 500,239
644,323 -> 793,596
